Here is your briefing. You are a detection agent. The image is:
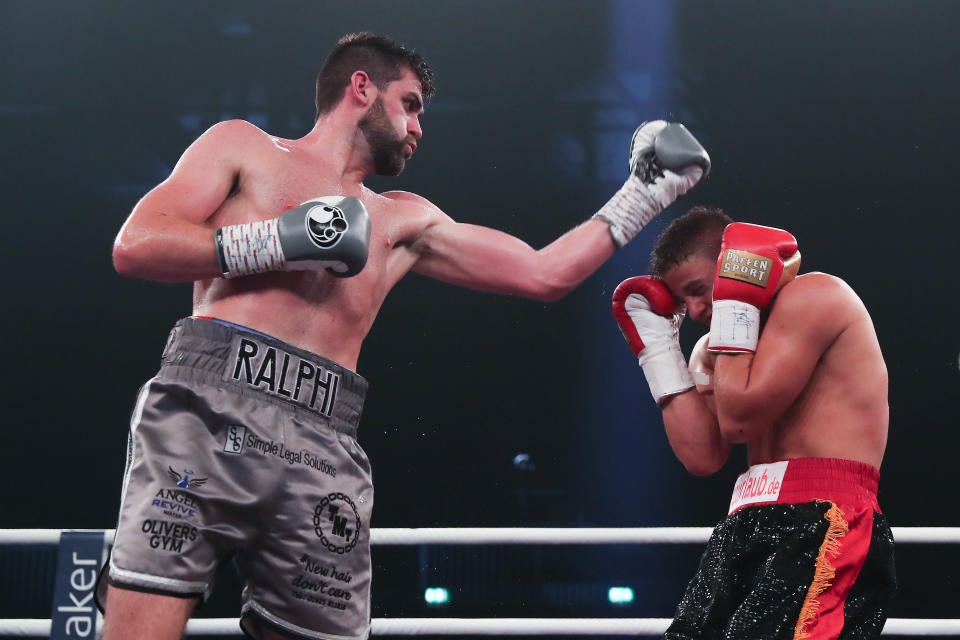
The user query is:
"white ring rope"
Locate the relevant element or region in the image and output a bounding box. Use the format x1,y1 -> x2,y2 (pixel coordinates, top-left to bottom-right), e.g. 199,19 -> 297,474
2,526 -> 960,545
2,527 -> 958,636
2,617 -> 960,636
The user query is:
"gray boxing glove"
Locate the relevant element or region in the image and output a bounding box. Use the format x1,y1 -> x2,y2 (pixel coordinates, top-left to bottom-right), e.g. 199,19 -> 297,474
215,195 -> 371,278
592,121 -> 710,248
637,122 -> 711,182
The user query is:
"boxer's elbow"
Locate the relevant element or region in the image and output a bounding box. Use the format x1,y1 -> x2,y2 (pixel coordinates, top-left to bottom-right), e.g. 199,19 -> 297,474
680,442 -> 730,476
518,240 -> 607,301
112,233 -> 142,278
667,425 -> 730,476
682,455 -> 726,477
512,268 -> 571,302
717,411 -> 765,444
113,229 -> 161,280
524,263 -> 581,302
531,280 -> 572,302
714,385 -> 769,443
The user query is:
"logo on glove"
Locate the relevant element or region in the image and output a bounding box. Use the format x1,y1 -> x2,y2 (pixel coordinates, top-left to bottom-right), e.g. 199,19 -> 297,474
306,204 -> 349,249
718,249 -> 771,288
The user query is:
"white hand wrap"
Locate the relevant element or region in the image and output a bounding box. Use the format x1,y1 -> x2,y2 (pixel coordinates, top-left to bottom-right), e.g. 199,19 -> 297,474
638,341 -> 696,405
217,219 -> 287,278
708,299 -> 761,353
595,167 -> 703,248
620,288 -> 695,405
593,120 -> 705,248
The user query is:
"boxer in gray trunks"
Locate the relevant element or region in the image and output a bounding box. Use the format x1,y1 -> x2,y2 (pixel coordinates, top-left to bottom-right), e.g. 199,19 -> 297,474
98,31 -> 709,640
98,317 -> 372,638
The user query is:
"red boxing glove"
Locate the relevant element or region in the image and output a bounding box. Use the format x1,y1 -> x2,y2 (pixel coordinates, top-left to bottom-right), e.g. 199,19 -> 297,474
708,223 -> 800,353
612,276 -> 694,404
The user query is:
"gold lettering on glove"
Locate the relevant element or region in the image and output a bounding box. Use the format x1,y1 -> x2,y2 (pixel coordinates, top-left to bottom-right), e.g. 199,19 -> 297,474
718,249 -> 771,287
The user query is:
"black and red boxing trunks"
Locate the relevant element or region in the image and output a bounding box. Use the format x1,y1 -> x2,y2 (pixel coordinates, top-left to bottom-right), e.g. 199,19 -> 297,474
665,458 -> 896,640
95,317 -> 374,640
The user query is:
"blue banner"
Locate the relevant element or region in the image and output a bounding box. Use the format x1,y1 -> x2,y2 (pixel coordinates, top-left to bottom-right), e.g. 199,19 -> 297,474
50,531 -> 105,640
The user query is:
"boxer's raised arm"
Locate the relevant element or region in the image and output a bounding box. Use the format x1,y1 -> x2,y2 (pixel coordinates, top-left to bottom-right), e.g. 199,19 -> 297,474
660,333 -> 728,475
610,277 -> 728,476
112,120 -> 251,282
713,275 -> 849,442
411,212 -> 616,301
660,390 -> 729,476
407,121 -> 708,300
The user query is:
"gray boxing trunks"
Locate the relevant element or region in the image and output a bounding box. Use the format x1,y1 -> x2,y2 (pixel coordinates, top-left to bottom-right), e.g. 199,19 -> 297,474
95,317 -> 373,640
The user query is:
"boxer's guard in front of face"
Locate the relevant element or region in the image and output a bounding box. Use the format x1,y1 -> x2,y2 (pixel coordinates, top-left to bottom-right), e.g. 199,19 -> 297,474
99,28 -> 714,640
612,208 -> 895,639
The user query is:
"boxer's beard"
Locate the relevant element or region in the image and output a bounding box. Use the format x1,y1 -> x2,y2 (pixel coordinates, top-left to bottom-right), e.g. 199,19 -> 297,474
359,97 -> 408,176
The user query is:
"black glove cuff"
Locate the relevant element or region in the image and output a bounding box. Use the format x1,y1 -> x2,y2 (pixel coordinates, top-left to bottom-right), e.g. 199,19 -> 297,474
214,228 -> 230,277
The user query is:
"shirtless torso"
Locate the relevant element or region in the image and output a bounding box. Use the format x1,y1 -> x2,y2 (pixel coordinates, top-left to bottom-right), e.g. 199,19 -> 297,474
113,68 -> 619,372
743,278 -> 887,468
101,39 -> 711,640
663,258 -> 888,473
190,122 -> 438,370
103,65 -> 626,640
649,215 -> 896,639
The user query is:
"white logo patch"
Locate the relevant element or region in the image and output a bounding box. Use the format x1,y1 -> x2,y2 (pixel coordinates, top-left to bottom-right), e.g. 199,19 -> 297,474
728,460 -> 789,515
224,425 -> 246,454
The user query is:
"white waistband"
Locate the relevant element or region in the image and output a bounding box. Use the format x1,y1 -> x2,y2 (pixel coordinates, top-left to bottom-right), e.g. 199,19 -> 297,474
728,460 -> 789,515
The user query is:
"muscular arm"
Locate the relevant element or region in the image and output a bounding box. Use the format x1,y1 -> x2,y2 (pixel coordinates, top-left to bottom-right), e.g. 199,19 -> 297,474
403,194 -> 616,301
112,120 -> 252,282
660,334 -> 730,475
713,275 -> 847,442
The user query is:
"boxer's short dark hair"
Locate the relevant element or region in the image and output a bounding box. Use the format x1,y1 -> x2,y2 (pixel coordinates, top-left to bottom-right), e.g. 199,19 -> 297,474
650,206 -> 733,277
315,32 -> 435,120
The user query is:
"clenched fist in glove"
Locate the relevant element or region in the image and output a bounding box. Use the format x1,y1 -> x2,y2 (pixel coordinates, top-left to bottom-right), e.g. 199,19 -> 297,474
708,223 -> 801,353
215,195 -> 371,278
594,121 -> 710,248
612,276 -> 695,405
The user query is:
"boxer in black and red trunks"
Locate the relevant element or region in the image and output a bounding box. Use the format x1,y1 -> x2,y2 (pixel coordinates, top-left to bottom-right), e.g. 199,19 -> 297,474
668,458 -> 894,639
612,207 -> 895,638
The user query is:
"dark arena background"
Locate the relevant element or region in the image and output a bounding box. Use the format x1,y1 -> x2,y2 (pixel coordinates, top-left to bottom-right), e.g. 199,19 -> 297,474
2,1 -> 958,638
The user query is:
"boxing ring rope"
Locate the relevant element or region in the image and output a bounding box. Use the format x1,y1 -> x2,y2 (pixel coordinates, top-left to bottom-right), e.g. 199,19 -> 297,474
3,617 -> 960,637
5,526 -> 960,545
3,527 -> 959,636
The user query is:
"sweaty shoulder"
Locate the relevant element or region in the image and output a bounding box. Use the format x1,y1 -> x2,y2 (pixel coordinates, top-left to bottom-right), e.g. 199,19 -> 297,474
380,190 -> 449,224
192,119 -> 275,154
771,272 -> 865,332
378,191 -> 453,251
381,190 -> 442,212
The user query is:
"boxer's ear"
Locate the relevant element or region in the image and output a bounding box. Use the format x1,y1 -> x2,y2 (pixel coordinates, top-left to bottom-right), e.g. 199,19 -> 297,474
349,70 -> 375,106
